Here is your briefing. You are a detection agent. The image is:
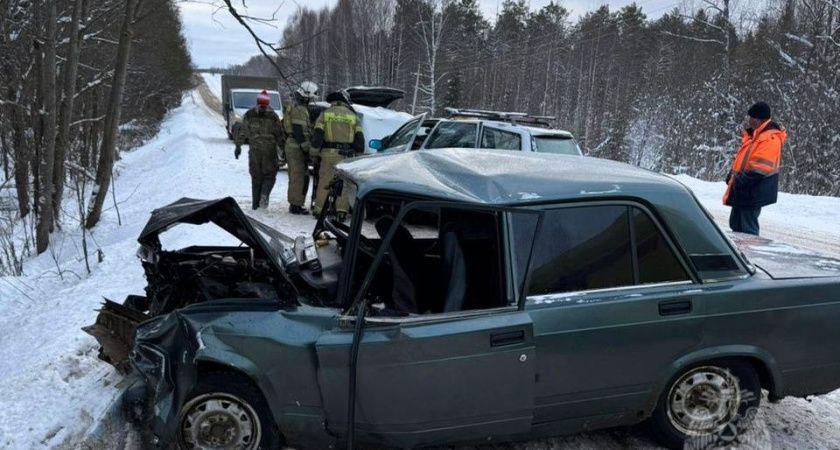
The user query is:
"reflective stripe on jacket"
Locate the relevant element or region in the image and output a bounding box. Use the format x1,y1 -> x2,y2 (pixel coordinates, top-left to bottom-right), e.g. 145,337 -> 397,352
723,120 -> 786,208
283,104 -> 311,134
313,103 -> 361,144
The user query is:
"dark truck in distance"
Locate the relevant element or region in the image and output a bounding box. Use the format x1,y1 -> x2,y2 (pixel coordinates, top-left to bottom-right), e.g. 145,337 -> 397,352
84,149 -> 840,450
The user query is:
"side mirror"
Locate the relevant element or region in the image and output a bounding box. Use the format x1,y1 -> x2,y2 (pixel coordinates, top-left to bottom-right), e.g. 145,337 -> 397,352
369,139 -> 383,150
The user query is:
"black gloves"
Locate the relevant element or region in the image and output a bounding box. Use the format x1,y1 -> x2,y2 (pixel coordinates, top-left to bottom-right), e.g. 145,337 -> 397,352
234,146 -> 241,159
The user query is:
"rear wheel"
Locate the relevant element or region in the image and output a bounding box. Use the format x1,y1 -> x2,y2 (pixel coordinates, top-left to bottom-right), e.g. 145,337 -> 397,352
177,372 -> 281,450
649,359 -> 761,449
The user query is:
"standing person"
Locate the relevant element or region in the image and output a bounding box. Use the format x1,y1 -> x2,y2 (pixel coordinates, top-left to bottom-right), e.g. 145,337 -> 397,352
307,103 -> 323,212
311,90 -> 364,219
723,102 -> 787,235
283,81 -> 319,215
235,90 -> 285,210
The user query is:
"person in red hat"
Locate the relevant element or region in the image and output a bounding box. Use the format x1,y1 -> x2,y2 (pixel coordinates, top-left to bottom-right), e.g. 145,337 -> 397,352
235,90 -> 285,209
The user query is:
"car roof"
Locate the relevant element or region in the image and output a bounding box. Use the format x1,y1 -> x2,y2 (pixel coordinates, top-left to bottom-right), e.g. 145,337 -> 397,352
442,118 -> 574,137
336,148 -> 691,205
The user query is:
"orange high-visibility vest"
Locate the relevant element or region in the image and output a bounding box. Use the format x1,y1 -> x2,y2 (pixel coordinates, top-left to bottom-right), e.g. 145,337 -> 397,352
723,120 -> 786,205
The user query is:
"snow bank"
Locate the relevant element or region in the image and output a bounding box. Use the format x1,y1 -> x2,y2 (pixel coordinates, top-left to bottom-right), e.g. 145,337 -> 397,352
671,174 -> 840,256
200,72 -> 223,100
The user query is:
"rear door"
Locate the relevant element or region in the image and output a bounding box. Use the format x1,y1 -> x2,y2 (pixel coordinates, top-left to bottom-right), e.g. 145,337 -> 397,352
316,310 -> 535,448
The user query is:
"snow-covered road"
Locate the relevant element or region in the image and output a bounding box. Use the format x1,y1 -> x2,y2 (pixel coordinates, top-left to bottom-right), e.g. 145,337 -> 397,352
1,80 -> 839,450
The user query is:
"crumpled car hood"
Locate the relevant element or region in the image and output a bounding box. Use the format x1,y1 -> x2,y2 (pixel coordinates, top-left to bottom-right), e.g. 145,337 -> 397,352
139,197 -> 292,274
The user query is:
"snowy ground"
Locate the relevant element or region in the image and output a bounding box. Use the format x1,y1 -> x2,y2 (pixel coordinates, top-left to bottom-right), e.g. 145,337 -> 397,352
1,81 -> 839,450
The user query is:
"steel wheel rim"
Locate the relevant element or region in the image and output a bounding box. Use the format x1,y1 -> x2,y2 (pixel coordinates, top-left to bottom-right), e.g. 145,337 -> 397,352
666,366 -> 741,436
179,392 -> 261,450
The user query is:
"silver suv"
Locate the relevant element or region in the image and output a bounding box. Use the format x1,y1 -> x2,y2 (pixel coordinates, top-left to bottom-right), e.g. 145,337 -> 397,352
371,109 -> 582,156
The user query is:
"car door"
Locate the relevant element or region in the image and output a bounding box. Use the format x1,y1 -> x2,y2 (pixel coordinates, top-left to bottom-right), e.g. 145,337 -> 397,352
316,311 -> 535,448
515,203 -> 702,427
315,205 -> 541,448
380,113 -> 426,153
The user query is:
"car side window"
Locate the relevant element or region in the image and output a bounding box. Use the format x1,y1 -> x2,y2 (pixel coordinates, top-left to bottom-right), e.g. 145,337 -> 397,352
425,122 -> 477,149
385,118 -> 421,151
522,205 -> 690,297
481,127 -> 521,150
527,206 -> 634,295
633,208 -> 691,284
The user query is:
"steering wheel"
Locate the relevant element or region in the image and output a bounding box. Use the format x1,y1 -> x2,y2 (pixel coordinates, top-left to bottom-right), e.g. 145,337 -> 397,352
323,216 -> 378,257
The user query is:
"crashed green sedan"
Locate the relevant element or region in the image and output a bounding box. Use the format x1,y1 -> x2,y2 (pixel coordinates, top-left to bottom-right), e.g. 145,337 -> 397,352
85,149 -> 840,450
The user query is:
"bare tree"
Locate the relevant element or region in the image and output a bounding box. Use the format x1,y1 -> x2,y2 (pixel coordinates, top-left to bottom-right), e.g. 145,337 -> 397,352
86,0 -> 141,228
52,0 -> 86,221
35,0 -> 58,254
416,0 -> 451,115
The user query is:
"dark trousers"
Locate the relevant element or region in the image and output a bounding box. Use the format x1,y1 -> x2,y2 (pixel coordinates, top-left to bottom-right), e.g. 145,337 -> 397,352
729,207 -> 761,235
251,174 -> 276,209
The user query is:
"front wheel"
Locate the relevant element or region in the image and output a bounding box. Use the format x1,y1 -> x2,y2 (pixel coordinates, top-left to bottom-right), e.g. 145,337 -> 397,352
177,372 -> 281,450
649,359 -> 761,450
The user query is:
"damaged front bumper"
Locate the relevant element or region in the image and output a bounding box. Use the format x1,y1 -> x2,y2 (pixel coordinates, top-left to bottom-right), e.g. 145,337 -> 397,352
82,297 -> 150,373
111,310 -> 203,448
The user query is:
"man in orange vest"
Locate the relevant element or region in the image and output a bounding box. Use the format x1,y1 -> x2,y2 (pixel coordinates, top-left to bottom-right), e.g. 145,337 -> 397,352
722,102 -> 786,235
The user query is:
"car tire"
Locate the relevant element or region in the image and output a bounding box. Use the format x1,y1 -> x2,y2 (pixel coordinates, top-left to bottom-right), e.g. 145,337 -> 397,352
648,359 -> 761,450
177,371 -> 281,450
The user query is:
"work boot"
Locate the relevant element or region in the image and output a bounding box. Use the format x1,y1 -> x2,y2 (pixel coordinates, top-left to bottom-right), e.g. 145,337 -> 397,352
259,195 -> 269,209
289,205 -> 308,215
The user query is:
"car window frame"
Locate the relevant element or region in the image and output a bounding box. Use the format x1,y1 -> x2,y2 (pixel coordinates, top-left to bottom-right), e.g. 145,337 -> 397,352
421,120 -> 479,149
479,123 -> 525,151
517,200 -> 699,302
530,134 -> 583,156
338,197 -> 543,323
382,113 -> 426,152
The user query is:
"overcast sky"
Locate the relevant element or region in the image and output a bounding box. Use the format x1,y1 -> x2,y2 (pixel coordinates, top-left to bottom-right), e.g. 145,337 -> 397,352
179,0 -> 680,68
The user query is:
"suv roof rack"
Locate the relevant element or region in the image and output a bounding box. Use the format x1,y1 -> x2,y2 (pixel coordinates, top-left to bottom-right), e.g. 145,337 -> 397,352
444,107 -> 556,128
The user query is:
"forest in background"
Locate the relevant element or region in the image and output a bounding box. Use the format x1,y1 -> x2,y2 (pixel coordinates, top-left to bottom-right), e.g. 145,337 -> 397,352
0,0 -> 192,273
229,0 -> 839,198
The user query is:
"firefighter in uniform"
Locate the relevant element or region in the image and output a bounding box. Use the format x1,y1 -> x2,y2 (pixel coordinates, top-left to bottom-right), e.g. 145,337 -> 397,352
235,90 -> 285,210
283,81 -> 319,214
311,90 -> 364,219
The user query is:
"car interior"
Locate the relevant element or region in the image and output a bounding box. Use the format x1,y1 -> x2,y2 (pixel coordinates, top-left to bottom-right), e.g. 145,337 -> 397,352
298,196 -> 510,316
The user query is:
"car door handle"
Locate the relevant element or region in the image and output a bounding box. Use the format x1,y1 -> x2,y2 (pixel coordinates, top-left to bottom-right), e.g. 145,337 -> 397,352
659,299 -> 693,316
491,330 -> 525,347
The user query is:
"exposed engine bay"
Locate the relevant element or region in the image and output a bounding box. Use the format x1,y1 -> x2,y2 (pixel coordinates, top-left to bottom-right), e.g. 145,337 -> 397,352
84,197 -> 311,372
140,246 -> 280,316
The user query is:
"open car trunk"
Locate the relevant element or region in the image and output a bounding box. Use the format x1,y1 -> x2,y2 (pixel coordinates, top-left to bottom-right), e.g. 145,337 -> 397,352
728,231 -> 840,279
83,197 -> 295,372
345,86 -> 405,108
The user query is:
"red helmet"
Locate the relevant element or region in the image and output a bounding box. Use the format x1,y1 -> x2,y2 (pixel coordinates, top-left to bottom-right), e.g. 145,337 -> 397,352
256,90 -> 270,106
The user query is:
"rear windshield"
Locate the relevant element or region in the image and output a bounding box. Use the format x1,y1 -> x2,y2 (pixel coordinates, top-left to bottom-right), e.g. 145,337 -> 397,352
233,92 -> 282,110
425,122 -> 478,149
533,136 -> 581,155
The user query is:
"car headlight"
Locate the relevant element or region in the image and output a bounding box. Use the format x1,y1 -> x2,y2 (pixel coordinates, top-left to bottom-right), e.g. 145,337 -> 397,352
234,114 -> 242,121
